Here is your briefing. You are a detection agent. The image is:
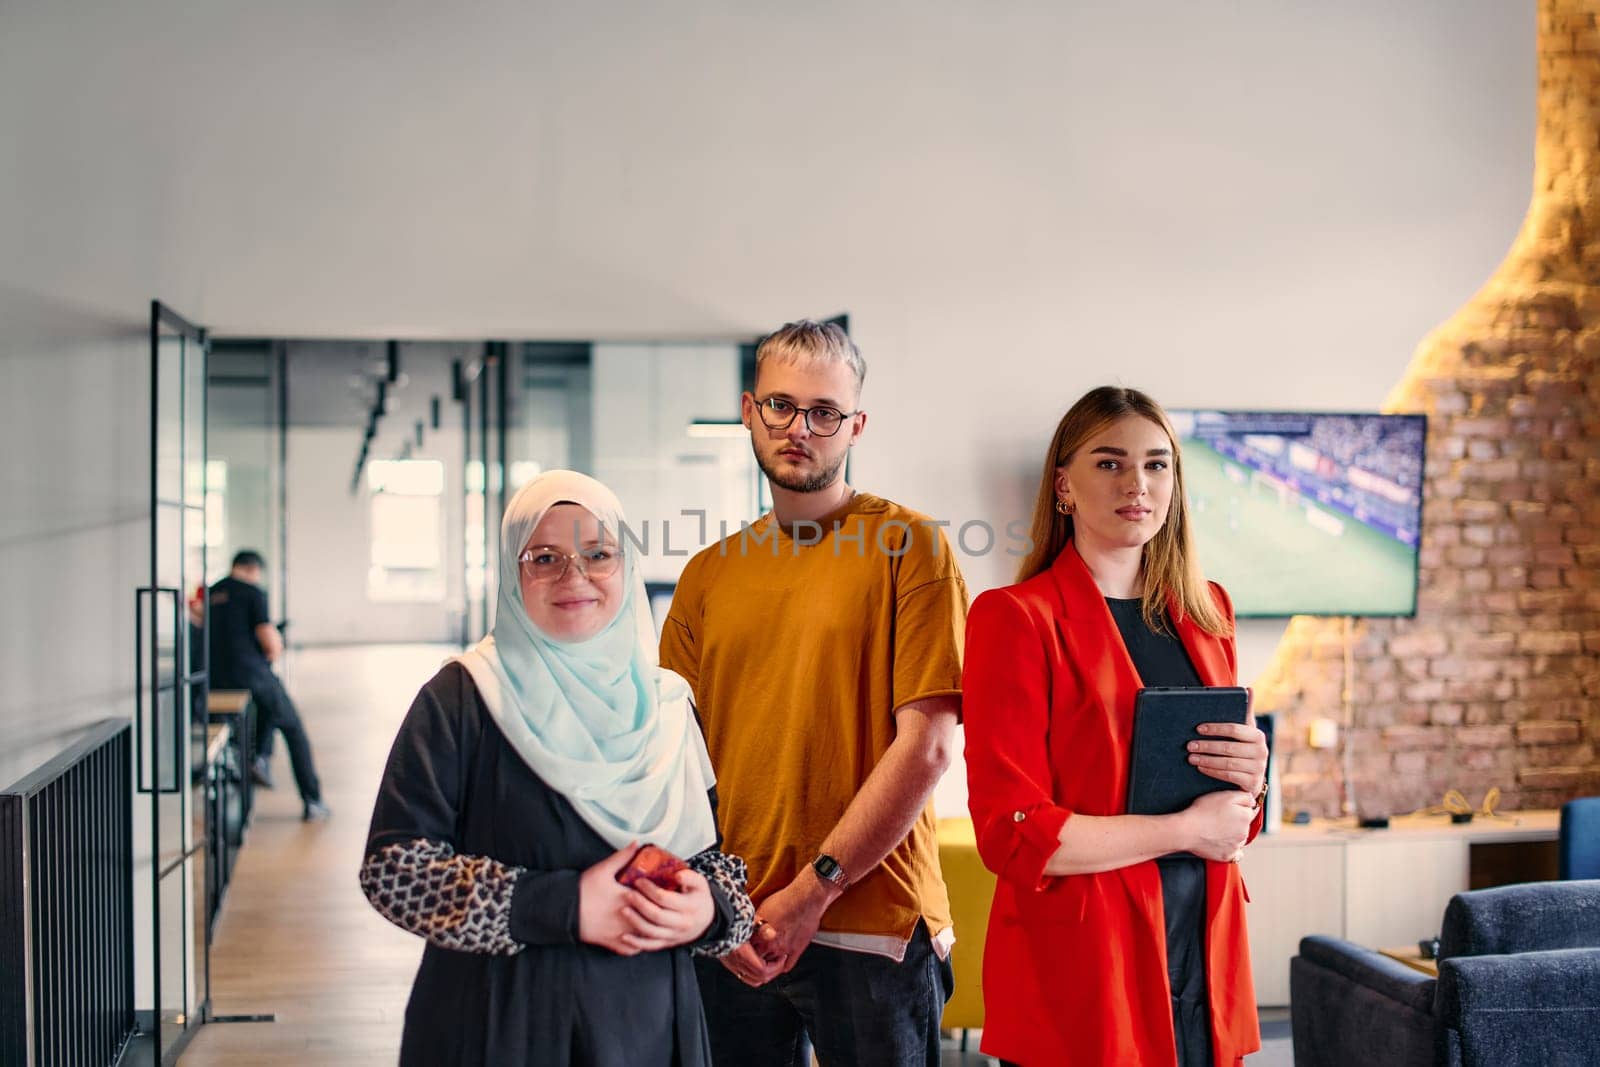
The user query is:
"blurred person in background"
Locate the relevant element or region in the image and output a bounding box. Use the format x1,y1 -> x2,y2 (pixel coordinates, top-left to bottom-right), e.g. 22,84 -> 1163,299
208,549 -> 329,821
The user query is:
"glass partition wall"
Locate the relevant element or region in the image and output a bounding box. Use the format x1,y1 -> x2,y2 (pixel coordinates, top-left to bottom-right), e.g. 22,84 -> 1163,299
207,342 -> 287,592
207,336 -> 768,653
138,301 -> 210,1062
469,340 -> 759,635
200,323 -> 846,660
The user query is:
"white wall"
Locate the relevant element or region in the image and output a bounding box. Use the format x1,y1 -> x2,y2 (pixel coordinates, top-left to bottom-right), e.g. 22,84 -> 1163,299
2,1 -> 1536,804
0,291 -> 148,753
283,424 -> 468,645
3,0 -> 1534,566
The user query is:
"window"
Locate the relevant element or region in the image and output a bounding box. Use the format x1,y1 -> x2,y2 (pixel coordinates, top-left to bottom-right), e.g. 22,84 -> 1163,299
367,460 -> 446,602
200,460 -> 228,580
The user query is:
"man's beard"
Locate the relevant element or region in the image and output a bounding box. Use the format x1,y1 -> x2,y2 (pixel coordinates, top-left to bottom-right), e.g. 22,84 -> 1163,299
753,440 -> 848,494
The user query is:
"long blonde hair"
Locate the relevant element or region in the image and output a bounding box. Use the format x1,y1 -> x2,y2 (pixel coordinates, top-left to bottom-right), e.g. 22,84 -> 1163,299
1016,386 -> 1229,637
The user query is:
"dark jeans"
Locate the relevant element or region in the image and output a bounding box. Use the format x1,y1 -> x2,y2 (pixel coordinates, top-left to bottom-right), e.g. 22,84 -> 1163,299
695,921 -> 952,1067
1158,857 -> 1213,1067
246,671 -> 322,803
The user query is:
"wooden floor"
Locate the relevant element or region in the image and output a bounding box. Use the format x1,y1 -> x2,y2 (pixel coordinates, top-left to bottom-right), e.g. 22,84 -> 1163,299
180,645 -> 449,1065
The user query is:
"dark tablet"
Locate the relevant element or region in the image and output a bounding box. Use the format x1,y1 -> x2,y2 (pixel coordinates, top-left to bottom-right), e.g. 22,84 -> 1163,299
1125,686 -> 1251,817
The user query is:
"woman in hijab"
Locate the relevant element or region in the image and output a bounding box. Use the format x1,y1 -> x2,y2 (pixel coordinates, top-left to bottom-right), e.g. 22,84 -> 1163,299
360,470 -> 755,1066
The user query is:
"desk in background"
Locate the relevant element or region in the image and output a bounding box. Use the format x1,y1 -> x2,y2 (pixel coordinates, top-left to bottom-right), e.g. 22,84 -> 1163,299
206,689 -> 256,825
1377,944 -> 1440,978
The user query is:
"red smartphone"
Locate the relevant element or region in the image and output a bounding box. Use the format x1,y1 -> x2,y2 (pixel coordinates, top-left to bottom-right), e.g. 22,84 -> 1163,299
616,844 -> 688,892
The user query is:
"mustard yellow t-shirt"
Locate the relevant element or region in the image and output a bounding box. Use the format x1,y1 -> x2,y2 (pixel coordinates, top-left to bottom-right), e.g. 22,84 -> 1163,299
660,492 -> 967,942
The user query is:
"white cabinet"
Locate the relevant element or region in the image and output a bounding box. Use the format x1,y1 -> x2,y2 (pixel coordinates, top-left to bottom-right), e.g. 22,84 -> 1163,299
1343,837 -> 1469,949
1240,837 -> 1343,1006
1241,812 -> 1558,1006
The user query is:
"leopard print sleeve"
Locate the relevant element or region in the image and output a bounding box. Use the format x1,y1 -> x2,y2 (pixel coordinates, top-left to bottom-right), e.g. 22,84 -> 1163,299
360,838 -> 525,955
687,849 -> 756,958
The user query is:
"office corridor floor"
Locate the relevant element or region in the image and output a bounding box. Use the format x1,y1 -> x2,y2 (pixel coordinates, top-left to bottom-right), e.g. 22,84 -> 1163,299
180,644 -> 446,1065
177,643 -> 1289,1065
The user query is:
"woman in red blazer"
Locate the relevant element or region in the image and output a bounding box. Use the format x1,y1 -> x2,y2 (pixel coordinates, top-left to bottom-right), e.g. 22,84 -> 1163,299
964,386 -> 1269,1066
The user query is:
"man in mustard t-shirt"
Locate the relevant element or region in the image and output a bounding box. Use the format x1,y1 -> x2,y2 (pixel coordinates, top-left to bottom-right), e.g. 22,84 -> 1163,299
660,320 -> 966,1066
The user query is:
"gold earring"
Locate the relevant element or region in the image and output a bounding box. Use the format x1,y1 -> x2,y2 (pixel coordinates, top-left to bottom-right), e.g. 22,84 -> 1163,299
1055,497 -> 1074,515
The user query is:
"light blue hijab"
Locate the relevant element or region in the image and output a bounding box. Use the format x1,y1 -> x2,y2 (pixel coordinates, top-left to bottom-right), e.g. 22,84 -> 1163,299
452,470 -> 717,858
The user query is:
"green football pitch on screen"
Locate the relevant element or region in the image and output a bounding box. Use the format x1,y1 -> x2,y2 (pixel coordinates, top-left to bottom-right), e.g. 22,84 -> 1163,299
1180,440 -> 1418,617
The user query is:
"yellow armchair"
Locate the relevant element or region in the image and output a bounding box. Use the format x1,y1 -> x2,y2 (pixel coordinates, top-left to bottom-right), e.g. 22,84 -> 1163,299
938,816 -> 997,1036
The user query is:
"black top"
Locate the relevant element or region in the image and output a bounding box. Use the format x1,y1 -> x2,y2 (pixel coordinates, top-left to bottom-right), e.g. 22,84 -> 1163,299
1105,597 -> 1212,1067
365,663 -> 728,1067
1105,599 -> 1203,689
207,575 -> 271,687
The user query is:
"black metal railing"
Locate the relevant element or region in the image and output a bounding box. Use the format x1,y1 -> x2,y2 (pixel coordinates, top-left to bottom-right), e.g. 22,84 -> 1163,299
0,719 -> 135,1066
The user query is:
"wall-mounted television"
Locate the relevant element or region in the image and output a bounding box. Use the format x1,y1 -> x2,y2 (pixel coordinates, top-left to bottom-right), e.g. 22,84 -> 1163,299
1169,411 -> 1426,617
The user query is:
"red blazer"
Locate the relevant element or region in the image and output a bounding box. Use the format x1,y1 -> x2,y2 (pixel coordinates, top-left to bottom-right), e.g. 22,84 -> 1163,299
963,542 -> 1261,1066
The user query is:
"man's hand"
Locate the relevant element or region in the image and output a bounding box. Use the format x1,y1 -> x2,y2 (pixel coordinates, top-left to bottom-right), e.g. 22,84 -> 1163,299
751,869 -> 839,978
254,621 -> 284,664
720,939 -> 787,987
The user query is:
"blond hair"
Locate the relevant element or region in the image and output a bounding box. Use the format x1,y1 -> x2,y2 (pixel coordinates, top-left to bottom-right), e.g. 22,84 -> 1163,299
754,320 -> 866,396
1016,386 -> 1229,637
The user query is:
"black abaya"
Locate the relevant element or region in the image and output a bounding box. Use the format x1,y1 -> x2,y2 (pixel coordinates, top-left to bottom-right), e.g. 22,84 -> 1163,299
363,662 -> 741,1066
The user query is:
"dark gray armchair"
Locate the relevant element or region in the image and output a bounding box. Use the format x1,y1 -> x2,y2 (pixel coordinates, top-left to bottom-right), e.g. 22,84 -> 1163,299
1290,880 -> 1600,1067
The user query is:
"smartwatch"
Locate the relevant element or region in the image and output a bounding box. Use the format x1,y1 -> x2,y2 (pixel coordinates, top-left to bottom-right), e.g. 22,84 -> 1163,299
812,853 -> 849,891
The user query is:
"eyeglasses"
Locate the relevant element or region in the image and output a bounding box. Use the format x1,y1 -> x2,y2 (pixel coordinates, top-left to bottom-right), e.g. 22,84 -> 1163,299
516,544 -> 622,583
754,396 -> 860,438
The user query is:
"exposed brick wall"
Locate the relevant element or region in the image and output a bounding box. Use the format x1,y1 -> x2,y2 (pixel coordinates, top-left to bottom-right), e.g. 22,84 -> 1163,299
1253,0 -> 1600,817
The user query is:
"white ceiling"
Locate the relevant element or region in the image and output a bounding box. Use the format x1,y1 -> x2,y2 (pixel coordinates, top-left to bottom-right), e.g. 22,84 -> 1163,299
2,0 -> 1533,351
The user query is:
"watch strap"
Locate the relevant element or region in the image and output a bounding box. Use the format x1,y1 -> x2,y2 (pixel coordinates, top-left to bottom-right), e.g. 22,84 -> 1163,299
812,853 -> 849,890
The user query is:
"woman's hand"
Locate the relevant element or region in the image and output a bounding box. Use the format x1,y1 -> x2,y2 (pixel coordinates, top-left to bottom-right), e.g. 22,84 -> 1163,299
1187,719 -> 1268,796
578,843 -> 649,955
619,869 -> 716,953
1180,789 -> 1257,863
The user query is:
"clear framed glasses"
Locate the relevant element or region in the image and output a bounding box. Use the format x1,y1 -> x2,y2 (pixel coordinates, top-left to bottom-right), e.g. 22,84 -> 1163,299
755,396 -> 859,438
516,544 -> 622,583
